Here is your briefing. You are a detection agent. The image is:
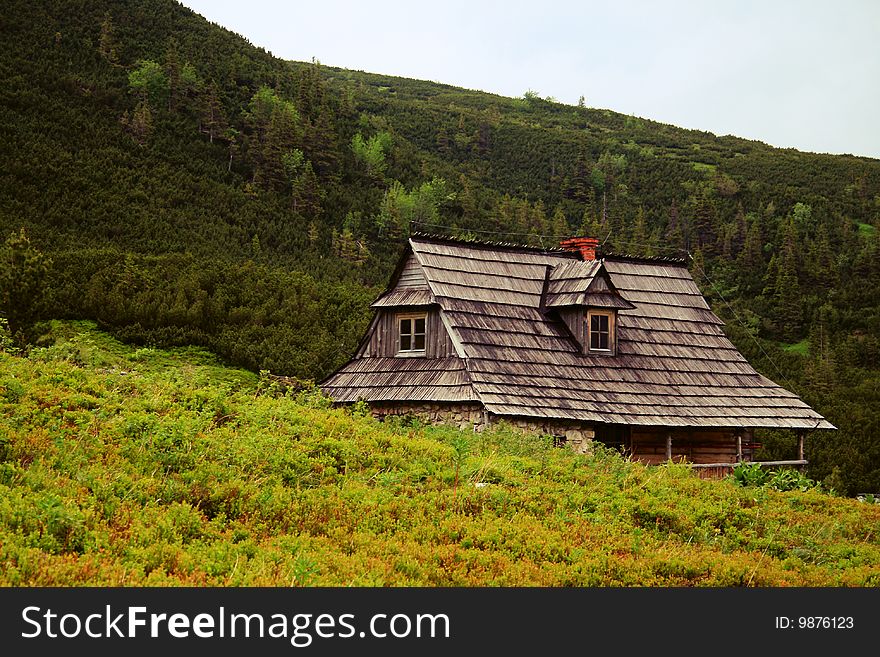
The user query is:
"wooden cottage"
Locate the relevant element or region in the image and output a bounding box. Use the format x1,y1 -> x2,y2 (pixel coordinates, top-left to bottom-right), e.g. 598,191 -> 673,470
321,234 -> 834,473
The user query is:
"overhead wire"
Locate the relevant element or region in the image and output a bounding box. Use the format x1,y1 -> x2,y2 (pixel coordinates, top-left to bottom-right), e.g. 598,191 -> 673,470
684,250 -> 801,395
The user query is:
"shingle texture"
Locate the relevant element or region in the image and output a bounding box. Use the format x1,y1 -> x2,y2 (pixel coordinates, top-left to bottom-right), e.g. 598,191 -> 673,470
321,236 -> 834,430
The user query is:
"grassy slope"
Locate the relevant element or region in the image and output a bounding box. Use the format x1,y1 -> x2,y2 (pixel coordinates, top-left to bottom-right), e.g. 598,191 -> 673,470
1,322 -> 879,586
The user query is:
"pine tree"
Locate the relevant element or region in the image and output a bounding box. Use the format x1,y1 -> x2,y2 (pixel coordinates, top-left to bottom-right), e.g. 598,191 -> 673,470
246,87 -> 299,190
336,228 -> 360,263
689,247 -> 706,289
302,111 -> 339,176
292,161 -> 323,219
738,212 -> 764,294
566,151 -> 592,203
734,203 -> 748,252
665,199 -> 685,251
435,126 -> 451,156
164,39 -> 182,112
549,205 -> 569,237
496,194 -> 515,233
807,303 -> 836,394
296,60 -> 325,120
631,205 -> 658,257
530,200 -> 548,238
98,12 -> 120,65
121,101 -> 153,145
579,205 -> 601,240
0,228 -> 51,338
307,221 -> 320,246
692,189 -> 718,255
506,197 -> 525,235
808,223 -> 838,292
457,175 -> 480,222
774,217 -> 803,340
199,81 -> 228,144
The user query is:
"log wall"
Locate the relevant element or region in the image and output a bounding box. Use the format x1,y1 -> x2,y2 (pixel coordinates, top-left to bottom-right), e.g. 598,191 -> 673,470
629,428 -> 754,465
362,310 -> 456,358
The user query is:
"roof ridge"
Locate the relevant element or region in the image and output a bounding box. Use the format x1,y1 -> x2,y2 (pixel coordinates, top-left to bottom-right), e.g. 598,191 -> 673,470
410,231 -> 576,256
603,252 -> 688,265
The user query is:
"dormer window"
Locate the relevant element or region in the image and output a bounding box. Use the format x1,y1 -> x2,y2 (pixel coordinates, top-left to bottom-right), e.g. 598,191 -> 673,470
587,310 -> 615,353
398,313 -> 426,354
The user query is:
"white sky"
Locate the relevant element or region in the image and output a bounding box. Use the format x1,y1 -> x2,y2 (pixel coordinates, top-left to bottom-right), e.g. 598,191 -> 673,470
180,0 -> 880,159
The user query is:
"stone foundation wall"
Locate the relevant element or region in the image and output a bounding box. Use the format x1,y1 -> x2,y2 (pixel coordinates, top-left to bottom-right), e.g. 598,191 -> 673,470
502,417 -> 595,455
369,402 -> 594,454
371,402 -> 486,431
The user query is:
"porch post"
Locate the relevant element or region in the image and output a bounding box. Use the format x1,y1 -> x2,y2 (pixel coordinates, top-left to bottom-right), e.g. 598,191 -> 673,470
736,433 -> 743,463
666,433 -> 672,461
797,431 -> 805,472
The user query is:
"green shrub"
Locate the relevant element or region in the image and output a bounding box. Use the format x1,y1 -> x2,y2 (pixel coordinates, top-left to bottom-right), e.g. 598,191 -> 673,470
0,322 -> 878,586
732,462 -> 768,487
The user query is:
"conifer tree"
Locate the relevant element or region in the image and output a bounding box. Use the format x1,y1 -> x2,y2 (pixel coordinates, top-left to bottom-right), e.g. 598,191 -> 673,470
691,189 -> 718,255
164,39 -> 182,111
689,247 -> 706,290
579,203 -> 602,240
496,194 -> 515,233
0,228 -> 50,338
435,126 -> 451,156
530,200 -> 548,238
809,223 -> 837,291
199,81 -> 228,144
303,112 -> 339,176
631,205 -> 658,257
807,303 -> 837,394
738,213 -> 764,294
292,161 -> 323,219
774,217 -> 803,340
98,12 -> 120,65
307,221 -> 320,246
121,101 -> 153,145
246,87 -> 299,190
566,151 -> 592,203
665,199 -> 685,251
550,205 -> 569,237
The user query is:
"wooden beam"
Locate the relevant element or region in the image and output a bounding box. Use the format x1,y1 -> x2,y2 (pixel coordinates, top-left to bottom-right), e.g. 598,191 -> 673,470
690,460 -> 808,469
439,310 -> 468,359
666,434 -> 672,461
736,433 -> 743,463
797,431 -> 806,473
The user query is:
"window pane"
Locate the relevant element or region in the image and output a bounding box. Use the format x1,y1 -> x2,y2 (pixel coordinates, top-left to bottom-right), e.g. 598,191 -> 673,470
415,317 -> 425,333
400,318 -> 411,334
400,335 -> 411,351
589,313 -> 611,351
414,334 -> 425,350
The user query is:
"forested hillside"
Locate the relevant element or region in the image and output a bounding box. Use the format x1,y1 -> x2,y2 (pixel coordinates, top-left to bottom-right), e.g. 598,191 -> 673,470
1,0 -> 879,494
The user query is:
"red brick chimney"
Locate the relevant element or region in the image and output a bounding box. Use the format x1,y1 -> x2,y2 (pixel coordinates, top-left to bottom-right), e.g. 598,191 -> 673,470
559,237 -> 600,261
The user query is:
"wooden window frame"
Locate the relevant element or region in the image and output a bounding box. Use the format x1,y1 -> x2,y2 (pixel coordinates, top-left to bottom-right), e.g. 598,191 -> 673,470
397,312 -> 427,356
586,310 -> 615,354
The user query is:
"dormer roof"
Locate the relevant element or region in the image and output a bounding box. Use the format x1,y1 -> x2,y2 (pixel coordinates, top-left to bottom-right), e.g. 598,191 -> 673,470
545,260 -> 635,310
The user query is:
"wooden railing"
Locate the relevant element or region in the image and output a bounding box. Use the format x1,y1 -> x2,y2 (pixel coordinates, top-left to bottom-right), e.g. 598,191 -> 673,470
689,459 -> 807,480
689,459 -> 808,469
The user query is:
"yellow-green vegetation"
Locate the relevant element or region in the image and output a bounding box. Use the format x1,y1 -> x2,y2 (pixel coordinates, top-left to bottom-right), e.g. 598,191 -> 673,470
2,322 -> 879,586
782,339 -> 810,356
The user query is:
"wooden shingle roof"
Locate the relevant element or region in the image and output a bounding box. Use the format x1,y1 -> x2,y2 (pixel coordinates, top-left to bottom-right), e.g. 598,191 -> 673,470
322,235 -> 834,430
